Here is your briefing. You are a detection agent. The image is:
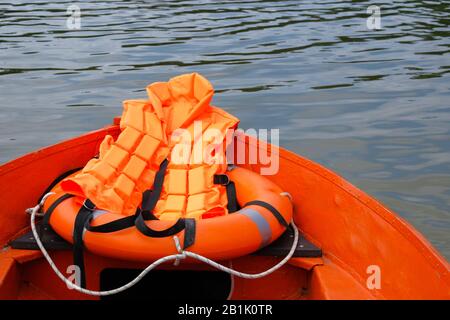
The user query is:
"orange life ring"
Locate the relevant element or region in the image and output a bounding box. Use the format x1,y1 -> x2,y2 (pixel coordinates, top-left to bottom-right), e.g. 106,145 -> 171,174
43,166 -> 292,262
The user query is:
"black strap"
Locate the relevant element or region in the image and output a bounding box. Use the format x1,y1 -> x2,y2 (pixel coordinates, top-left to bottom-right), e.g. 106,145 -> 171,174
85,159 -> 166,234
134,159 -> 190,238
40,193 -> 75,242
225,181 -> 239,213
214,174 -> 240,213
85,209 -> 159,233
135,215 -> 186,238
42,193 -> 75,226
72,199 -> 96,289
244,200 -> 289,228
71,156 -> 175,288
83,159 -> 183,239
183,218 -> 196,249
141,159 -> 169,214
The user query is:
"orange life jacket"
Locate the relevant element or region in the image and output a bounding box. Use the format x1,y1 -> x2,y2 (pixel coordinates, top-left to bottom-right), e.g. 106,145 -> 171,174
61,73 -> 239,219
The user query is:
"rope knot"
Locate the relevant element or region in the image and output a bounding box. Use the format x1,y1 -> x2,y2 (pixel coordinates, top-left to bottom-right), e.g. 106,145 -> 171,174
25,192 -> 55,217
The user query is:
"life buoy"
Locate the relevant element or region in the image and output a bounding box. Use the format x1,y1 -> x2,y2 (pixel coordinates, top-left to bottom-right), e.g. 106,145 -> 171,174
43,166 -> 292,263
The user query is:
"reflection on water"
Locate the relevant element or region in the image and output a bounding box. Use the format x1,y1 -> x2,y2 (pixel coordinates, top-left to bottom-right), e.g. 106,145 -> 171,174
0,0 -> 449,258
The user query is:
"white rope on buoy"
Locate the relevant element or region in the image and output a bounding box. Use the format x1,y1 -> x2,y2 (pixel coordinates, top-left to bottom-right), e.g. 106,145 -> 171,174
29,192 -> 298,296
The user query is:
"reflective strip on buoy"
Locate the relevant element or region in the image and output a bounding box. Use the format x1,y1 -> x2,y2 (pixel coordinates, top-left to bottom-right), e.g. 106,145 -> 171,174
240,208 -> 272,248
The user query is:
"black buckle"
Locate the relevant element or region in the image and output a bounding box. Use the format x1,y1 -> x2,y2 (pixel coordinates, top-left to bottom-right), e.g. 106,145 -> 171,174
213,174 -> 230,186
82,199 -> 96,211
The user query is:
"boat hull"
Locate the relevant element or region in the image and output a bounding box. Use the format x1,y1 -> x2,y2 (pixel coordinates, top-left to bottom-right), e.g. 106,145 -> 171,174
0,118 -> 449,299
